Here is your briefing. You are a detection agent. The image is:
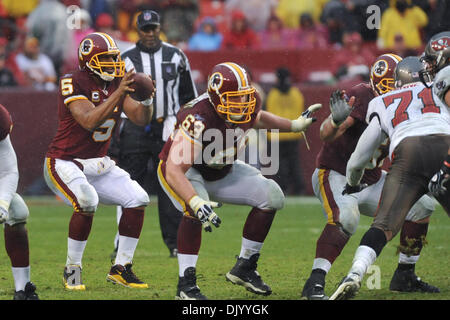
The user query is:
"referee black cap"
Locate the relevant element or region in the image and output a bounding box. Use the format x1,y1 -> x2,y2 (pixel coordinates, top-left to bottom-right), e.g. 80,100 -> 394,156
137,10 -> 160,29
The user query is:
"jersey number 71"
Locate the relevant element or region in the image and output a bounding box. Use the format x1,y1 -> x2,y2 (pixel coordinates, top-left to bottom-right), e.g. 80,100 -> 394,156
382,87 -> 441,128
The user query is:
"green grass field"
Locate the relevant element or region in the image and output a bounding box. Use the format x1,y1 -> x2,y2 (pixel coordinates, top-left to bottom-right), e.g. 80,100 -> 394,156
0,196 -> 448,301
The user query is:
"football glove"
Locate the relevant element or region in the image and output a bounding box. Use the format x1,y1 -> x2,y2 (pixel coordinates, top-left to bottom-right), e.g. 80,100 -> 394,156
428,166 -> 450,197
189,195 -> 222,232
342,183 -> 368,195
329,89 -> 352,128
0,206 -> 8,224
291,103 -> 322,132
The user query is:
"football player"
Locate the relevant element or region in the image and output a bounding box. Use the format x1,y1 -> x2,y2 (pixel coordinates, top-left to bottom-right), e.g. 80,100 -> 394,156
330,55 -> 450,300
43,32 -> 154,290
0,103 -> 39,300
301,53 -> 438,300
422,32 -> 450,199
157,62 -> 321,299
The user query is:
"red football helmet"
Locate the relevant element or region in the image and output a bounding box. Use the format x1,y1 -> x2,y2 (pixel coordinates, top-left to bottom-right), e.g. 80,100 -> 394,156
78,32 -> 125,81
369,53 -> 402,95
207,62 -> 256,124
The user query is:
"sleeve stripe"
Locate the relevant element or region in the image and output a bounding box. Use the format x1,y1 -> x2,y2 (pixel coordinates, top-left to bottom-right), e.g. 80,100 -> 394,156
64,95 -> 88,105
180,128 -> 202,146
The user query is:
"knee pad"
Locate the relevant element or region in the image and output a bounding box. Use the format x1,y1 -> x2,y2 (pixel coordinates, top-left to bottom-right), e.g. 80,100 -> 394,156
6,193 -> 29,226
76,183 -> 99,212
405,194 -> 435,222
339,206 -> 360,235
123,180 -> 150,208
264,179 -> 285,211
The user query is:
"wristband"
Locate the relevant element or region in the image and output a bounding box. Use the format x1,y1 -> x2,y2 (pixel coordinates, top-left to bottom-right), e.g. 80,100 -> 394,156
330,117 -> 340,128
141,98 -> 153,107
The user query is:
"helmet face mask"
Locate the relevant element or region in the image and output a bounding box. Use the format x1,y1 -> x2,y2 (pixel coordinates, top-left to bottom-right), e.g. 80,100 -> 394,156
208,63 -> 256,124
421,31 -> 450,81
370,53 -> 402,95
78,33 -> 125,81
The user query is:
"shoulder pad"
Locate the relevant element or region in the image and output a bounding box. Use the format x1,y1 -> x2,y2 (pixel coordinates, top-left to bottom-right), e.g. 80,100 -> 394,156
433,66 -> 450,103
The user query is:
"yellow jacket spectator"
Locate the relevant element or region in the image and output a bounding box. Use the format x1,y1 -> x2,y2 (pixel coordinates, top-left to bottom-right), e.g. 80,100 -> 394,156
2,0 -> 38,18
276,0 -> 329,29
266,69 -> 305,141
378,0 -> 428,50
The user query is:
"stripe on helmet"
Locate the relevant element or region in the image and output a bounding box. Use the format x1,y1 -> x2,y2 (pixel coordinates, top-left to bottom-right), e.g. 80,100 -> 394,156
385,53 -> 402,63
221,62 -> 248,89
94,32 -> 116,50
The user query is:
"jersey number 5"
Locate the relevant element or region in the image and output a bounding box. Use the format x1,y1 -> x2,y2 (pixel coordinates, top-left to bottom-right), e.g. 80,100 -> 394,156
383,87 -> 441,128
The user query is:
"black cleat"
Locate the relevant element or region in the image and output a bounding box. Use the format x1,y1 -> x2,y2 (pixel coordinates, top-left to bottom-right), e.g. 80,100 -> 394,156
169,248 -> 178,258
389,269 -> 440,293
225,254 -> 272,296
176,267 -> 207,300
14,282 -> 39,300
301,277 -> 329,300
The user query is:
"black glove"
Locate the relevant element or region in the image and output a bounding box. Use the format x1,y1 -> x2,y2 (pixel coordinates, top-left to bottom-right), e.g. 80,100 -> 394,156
329,89 -> 352,127
342,183 -> 368,195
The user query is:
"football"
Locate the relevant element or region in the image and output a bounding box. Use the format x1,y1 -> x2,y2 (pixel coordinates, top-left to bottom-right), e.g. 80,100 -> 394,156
129,72 -> 154,101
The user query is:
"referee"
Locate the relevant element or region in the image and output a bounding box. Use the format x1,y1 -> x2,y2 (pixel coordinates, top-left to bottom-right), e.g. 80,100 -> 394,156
109,10 -> 198,258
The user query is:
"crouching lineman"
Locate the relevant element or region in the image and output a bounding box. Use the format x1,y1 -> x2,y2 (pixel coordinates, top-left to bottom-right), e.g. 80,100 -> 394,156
43,32 -> 153,290
0,103 -> 39,300
330,55 -> 450,300
157,62 -> 321,299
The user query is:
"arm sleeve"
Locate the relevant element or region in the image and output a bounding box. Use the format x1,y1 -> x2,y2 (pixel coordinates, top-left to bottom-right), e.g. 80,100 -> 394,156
346,117 -> 387,186
0,135 -> 18,211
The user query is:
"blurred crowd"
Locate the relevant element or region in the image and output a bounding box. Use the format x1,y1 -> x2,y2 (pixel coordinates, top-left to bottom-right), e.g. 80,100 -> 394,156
1,0 -> 450,90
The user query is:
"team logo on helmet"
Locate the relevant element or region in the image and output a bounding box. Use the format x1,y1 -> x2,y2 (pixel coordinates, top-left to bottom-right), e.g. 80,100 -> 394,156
208,72 -> 224,92
431,37 -> 450,51
80,38 -> 93,56
372,59 -> 388,77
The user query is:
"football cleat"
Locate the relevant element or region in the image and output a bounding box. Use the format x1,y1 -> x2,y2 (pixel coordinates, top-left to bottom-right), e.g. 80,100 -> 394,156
106,263 -> 148,288
225,254 -> 272,296
63,265 -> 86,290
329,273 -> 361,300
389,269 -> 440,293
176,267 -> 207,300
14,282 -> 39,300
301,278 -> 329,300
169,248 -> 178,258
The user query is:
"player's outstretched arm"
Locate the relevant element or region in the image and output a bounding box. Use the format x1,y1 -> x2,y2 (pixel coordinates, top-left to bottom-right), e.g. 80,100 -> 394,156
320,90 -> 355,142
254,103 -> 322,132
123,95 -> 153,126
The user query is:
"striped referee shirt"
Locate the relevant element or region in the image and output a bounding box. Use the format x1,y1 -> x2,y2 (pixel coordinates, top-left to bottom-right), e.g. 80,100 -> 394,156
121,41 -> 198,120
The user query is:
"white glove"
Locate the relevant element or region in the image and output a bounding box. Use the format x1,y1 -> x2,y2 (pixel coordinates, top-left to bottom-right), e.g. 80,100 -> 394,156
189,195 -> 222,232
0,206 -> 9,224
140,97 -> 153,107
291,103 -> 322,132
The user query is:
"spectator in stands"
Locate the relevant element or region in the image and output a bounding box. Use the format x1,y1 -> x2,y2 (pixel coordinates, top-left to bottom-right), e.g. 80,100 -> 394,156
276,0 -> 328,29
266,67 -> 306,195
290,12 -> 329,49
225,0 -> 277,32
26,0 -> 71,76
188,16 -> 223,52
222,10 -> 260,49
377,0 -> 428,51
160,0 -> 199,46
332,31 -> 375,82
418,0 -> 450,41
15,37 -> 57,90
391,33 -> 419,57
1,0 -> 38,19
258,14 -> 292,50
0,46 -> 17,87
320,0 -> 360,45
95,12 -> 133,52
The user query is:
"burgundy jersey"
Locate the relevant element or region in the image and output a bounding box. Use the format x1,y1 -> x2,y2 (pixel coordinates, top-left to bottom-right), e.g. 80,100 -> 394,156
0,104 -> 12,141
316,83 -> 385,185
46,69 -> 122,160
159,92 -> 262,181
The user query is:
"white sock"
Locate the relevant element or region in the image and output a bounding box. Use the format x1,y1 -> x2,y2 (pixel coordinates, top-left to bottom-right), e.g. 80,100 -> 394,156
11,267 -> 30,292
114,235 -> 139,266
178,253 -> 198,277
312,258 -> 332,273
66,238 -> 87,267
239,237 -> 263,259
399,253 -> 419,265
349,245 -> 377,279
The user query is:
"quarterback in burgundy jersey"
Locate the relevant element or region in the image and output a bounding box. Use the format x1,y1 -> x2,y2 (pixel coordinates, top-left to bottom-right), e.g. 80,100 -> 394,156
0,104 -> 39,299
43,32 -> 154,290
301,54 -> 438,300
158,62 -> 321,300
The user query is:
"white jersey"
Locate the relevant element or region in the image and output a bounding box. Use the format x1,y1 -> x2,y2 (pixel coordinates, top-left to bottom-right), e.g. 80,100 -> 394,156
366,82 -> 450,158
432,65 -> 450,105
